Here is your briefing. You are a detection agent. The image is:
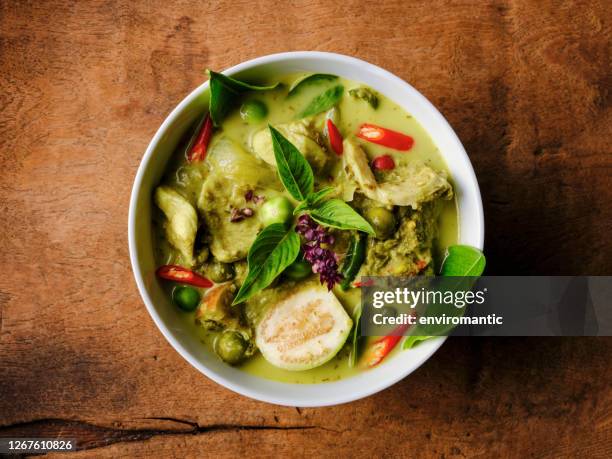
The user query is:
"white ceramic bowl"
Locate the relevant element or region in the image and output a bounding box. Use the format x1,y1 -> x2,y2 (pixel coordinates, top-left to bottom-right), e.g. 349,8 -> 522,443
128,52 -> 484,407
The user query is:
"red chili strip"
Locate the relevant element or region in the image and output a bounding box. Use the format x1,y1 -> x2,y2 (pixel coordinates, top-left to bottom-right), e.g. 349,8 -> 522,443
353,279 -> 375,288
357,123 -> 414,151
156,265 -> 213,288
371,155 -> 395,171
187,113 -> 213,162
326,119 -> 343,155
363,324 -> 410,367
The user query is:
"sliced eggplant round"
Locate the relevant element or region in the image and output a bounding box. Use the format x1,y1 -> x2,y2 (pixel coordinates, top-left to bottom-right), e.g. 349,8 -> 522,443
255,286 -> 352,371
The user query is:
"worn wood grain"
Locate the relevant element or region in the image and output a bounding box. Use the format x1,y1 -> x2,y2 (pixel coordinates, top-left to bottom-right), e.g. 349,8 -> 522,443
0,0 -> 610,457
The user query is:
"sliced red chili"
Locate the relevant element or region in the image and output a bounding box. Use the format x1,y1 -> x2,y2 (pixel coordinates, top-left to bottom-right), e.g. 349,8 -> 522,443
357,123 -> 414,151
326,119 -> 343,155
363,324 -> 410,367
416,259 -> 428,272
187,113 -> 213,162
353,279 -> 375,288
371,155 -> 395,171
156,265 -> 213,288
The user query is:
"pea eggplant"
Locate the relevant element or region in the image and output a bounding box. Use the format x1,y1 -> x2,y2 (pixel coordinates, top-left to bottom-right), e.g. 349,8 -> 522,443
172,286 -> 201,311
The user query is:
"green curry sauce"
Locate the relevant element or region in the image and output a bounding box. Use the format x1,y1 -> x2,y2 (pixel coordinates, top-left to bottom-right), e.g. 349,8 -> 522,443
153,73 -> 458,384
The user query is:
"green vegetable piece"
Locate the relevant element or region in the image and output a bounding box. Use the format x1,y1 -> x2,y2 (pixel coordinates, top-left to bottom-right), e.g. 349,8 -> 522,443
340,233 -> 367,290
232,223 -> 300,305
240,99 -> 268,123
309,199 -> 375,235
207,70 -> 279,126
269,125 -> 314,201
284,257 -> 312,280
299,85 -> 344,118
215,330 -> 247,364
260,196 -> 294,227
364,207 -> 396,239
172,286 -> 201,312
349,87 -> 379,109
440,245 -> 486,276
287,73 -> 338,96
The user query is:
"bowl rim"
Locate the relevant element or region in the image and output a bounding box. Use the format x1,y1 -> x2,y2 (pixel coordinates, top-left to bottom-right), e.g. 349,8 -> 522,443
128,51 -> 484,406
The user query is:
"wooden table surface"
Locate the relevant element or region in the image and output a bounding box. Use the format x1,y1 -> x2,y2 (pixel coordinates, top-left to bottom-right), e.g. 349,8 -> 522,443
1,0 -> 610,457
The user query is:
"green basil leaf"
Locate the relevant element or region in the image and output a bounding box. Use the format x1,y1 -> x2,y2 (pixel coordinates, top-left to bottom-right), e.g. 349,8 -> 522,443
232,224 -> 300,305
403,245 -> 485,350
349,304 -> 362,367
402,335 -> 434,350
293,187 -> 335,215
207,70 -> 279,126
299,85 -> 344,118
269,125 -> 314,201
340,233 -> 367,291
308,186 -> 335,205
440,245 -> 486,276
309,199 -> 375,235
293,201 -> 309,215
287,73 -> 338,96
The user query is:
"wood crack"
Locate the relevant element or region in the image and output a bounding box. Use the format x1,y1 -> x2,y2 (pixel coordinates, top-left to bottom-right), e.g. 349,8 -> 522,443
0,418 -> 317,453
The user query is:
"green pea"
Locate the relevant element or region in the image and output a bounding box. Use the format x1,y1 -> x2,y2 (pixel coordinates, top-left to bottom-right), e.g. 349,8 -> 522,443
172,286 -> 200,312
215,331 -> 247,365
260,196 -> 293,227
240,100 -> 268,123
284,259 -> 312,280
364,207 -> 396,239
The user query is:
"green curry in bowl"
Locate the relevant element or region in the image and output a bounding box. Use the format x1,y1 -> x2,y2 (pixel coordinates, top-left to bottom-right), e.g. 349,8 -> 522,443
152,71 -> 459,383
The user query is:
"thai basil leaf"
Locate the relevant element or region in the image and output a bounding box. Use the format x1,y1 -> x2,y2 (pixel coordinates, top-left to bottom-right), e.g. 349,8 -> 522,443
299,85 -> 344,118
402,335 -> 435,350
349,304 -> 363,367
440,245 -> 486,276
207,70 -> 279,126
403,245 -> 486,349
309,199 -> 375,235
340,233 -> 367,291
232,224 -> 300,305
293,187 -> 335,215
288,73 -> 338,96
269,126 -> 314,201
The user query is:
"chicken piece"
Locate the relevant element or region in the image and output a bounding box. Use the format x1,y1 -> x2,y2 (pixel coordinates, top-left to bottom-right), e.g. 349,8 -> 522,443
342,137 -> 452,209
154,186 -> 198,266
195,282 -> 240,330
376,164 -> 452,208
251,119 -> 329,174
342,137 -> 378,197
198,137 -> 282,262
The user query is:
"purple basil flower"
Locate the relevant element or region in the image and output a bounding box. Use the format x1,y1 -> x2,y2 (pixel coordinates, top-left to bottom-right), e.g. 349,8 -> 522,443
295,215 -> 343,290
